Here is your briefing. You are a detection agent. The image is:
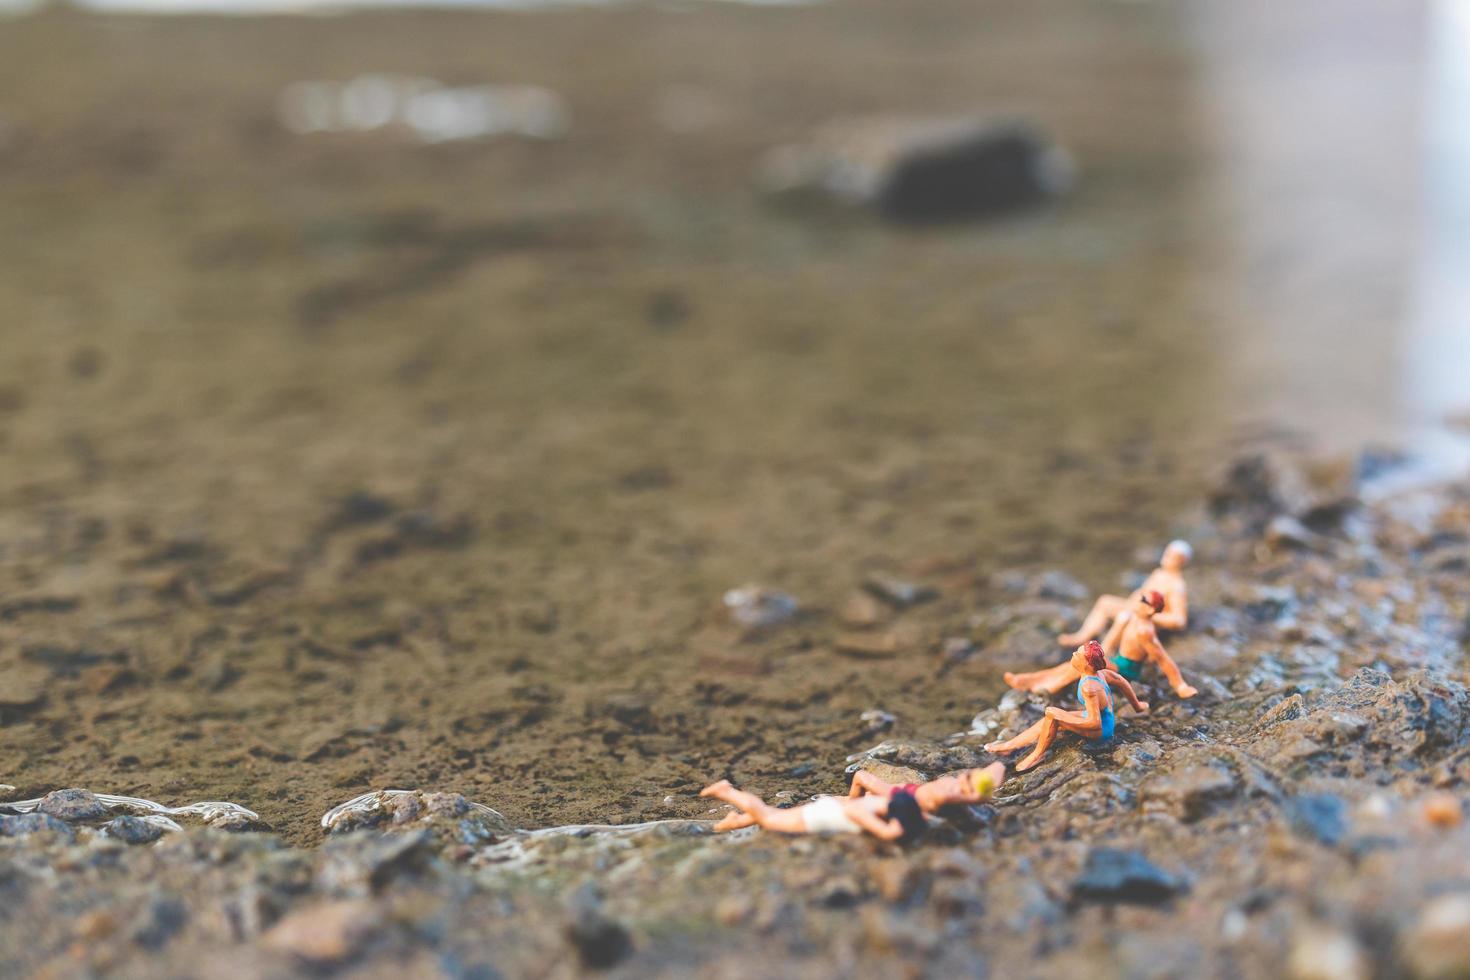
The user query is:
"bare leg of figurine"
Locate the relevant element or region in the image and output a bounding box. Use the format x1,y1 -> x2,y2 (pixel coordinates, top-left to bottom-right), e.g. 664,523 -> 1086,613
700,780 -> 807,833
1004,662 -> 1081,695
985,718 -> 1047,756
1143,647 -> 1197,698
1013,711 -> 1097,772
1058,595 -> 1128,647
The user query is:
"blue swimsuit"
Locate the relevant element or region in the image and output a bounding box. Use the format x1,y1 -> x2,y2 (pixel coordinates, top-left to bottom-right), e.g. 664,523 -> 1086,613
1078,675 -> 1116,741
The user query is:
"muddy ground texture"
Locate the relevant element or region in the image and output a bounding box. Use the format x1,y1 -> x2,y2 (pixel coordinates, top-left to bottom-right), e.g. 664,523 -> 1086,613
3,451 -> 1469,979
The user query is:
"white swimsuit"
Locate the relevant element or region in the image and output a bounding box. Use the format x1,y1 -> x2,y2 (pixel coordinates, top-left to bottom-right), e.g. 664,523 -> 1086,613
802,796 -> 862,835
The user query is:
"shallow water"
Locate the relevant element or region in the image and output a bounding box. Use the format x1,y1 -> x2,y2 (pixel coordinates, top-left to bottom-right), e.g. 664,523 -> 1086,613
0,0 -> 1466,844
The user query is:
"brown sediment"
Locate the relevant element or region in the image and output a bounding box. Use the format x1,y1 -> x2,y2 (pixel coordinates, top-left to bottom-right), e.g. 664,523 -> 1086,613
0,1 -> 1466,975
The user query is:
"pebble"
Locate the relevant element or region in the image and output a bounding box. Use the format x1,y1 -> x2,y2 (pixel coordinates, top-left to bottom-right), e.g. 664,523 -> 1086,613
862,573 -> 937,608
1139,765 -> 1238,822
0,813 -> 76,839
1266,514 -> 1320,551
103,816 -> 168,845
129,895 -> 188,951
859,709 -> 897,736
855,760 -> 928,787
940,637 -> 976,665
1071,848 -> 1187,906
839,592 -> 886,627
565,884 -> 631,969
1032,570 -> 1089,602
722,585 -> 799,631
38,788 -> 112,822
318,830 -> 435,896
1287,925 -> 1369,980
1419,792 -> 1462,829
1258,694 -> 1307,727
1287,794 -> 1348,847
834,631 -> 905,657
757,115 -> 1073,223
1404,895 -> 1470,979
263,900 -> 380,965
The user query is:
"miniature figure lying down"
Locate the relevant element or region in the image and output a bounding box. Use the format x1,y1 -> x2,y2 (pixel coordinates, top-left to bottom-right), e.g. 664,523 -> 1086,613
700,762 -> 1006,842
987,641 -> 1147,772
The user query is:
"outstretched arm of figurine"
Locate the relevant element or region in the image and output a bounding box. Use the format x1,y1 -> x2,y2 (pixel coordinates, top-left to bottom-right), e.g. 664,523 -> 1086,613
1142,633 -> 1196,698
1098,669 -> 1148,713
1153,587 -> 1188,631
849,770 -> 895,799
847,806 -> 905,841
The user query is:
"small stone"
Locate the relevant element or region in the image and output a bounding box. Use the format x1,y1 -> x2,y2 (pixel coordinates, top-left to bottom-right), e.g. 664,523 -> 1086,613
1287,794 -> 1348,847
714,895 -> 753,926
332,490 -> 394,527
318,830 -> 436,896
1266,515 -> 1319,550
855,760 -> 927,787
1140,765 -> 1237,822
757,115 -> 1072,223
722,585 -> 799,632
0,812 -> 76,839
1404,895 -> 1470,979
129,896 -> 188,951
834,631 -> 903,657
73,910 -> 119,941
103,816 -> 167,845
816,876 -> 863,908
1420,792 -> 1463,829
263,900 -> 380,965
565,884 -> 631,970
1032,570 -> 1089,602
1288,926 -> 1369,980
940,637 -> 976,665
38,788 -> 112,822
860,709 -> 897,736
839,592 -> 885,627
871,858 -> 918,903
862,573 -> 937,608
1259,694 -> 1307,727
1071,848 -> 1187,906
387,793 -> 423,825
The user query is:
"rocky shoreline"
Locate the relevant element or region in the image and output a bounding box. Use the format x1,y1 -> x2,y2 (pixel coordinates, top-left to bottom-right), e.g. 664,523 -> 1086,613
3,451 -> 1467,978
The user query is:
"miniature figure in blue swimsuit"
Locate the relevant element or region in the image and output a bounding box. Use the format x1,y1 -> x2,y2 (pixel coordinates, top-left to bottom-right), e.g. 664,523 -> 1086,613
986,641 -> 1148,772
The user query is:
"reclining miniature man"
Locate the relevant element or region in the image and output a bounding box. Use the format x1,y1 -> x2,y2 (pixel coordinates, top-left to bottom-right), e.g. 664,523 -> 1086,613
700,762 -> 1006,842
1058,539 -> 1191,649
986,641 -> 1148,772
1005,590 -> 1198,699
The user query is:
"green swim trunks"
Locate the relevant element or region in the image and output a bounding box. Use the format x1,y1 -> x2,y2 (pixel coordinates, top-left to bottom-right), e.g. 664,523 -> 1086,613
1110,656 -> 1144,681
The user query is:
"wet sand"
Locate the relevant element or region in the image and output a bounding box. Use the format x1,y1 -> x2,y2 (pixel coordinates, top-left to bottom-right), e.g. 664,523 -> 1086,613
0,0 -> 1455,850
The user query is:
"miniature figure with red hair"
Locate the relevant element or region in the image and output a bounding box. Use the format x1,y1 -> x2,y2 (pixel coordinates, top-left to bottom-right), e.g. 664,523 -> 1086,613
986,641 -> 1148,772
1004,588 -> 1198,699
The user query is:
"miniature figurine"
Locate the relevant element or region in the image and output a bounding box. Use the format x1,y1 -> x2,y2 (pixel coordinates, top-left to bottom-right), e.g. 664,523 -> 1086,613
986,640 -> 1147,772
700,761 -> 1006,841
1004,591 -> 1198,698
1058,539 -> 1191,649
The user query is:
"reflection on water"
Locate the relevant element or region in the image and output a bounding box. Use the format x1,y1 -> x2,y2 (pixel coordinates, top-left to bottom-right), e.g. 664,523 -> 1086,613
1195,0 -> 1470,476
1406,0 -> 1470,474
